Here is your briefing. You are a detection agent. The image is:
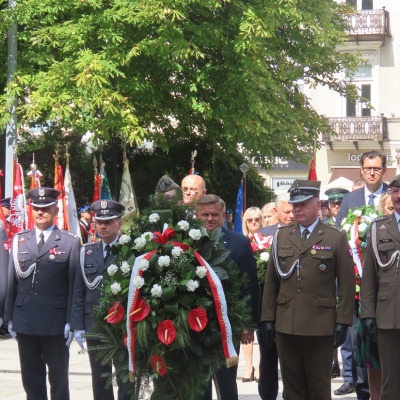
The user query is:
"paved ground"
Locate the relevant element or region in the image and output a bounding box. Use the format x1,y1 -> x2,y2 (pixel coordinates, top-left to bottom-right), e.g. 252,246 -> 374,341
0,334 -> 358,399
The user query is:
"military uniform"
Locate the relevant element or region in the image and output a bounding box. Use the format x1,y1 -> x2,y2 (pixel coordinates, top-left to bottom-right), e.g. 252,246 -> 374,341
261,180 -> 355,400
361,212 -> 400,399
71,199 -> 129,400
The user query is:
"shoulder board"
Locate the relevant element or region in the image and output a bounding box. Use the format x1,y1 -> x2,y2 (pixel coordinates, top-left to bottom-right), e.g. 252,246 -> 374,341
15,229 -> 31,236
325,224 -> 343,233
279,223 -> 294,229
61,230 -> 79,238
373,215 -> 388,222
83,242 -> 97,247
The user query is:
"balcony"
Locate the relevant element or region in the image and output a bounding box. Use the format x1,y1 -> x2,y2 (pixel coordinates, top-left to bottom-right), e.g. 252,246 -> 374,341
344,8 -> 390,44
322,116 -> 388,150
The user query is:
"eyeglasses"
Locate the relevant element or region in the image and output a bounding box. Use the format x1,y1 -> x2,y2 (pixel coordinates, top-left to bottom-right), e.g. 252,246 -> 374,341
247,217 -> 261,223
362,167 -> 383,175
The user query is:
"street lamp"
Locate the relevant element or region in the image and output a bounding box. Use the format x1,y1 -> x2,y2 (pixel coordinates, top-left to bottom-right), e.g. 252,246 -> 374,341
239,163 -> 249,213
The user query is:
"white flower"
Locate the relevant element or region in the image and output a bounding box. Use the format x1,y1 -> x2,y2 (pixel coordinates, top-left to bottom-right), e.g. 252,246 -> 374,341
171,246 -> 183,258
118,234 -> 131,244
110,282 -> 121,294
360,215 -> 372,223
358,222 -> 368,233
196,266 -> 207,279
134,236 -> 146,250
151,284 -> 163,298
186,279 -> 199,292
370,213 -> 378,220
107,264 -> 119,276
158,255 -> 171,268
120,261 -> 130,275
189,229 -> 202,241
133,276 -> 145,288
353,209 -> 362,217
149,213 -> 160,223
260,252 -> 270,262
343,224 -> 351,232
341,218 -> 348,226
177,220 -> 190,231
139,258 -> 150,271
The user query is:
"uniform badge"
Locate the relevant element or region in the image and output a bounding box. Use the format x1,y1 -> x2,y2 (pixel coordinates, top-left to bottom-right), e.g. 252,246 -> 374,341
49,254 -> 55,259
101,200 -> 108,209
19,237 -> 25,243
3,241 -> 9,251
87,249 -> 93,256
319,264 -> 327,272
311,249 -> 316,255
379,225 -> 386,231
38,188 -> 45,196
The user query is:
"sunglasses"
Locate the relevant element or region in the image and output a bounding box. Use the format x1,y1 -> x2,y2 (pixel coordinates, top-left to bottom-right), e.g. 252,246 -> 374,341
247,217 -> 261,223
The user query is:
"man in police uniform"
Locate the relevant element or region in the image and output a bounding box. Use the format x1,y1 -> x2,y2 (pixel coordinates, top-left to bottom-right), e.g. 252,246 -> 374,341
5,187 -> 80,400
71,199 -> 129,400
260,180 -> 355,400
361,174 -> 400,400
324,188 -> 349,225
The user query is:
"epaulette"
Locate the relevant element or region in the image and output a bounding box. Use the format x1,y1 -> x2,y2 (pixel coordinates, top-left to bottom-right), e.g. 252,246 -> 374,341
83,241 -> 97,247
279,222 -> 295,229
373,215 -> 388,223
14,229 -> 31,236
325,224 -> 343,233
61,230 -> 79,238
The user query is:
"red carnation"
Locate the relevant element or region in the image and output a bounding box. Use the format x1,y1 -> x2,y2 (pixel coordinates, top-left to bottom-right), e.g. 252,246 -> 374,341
188,307 -> 208,332
104,301 -> 124,324
129,298 -> 150,322
156,320 -> 176,345
150,354 -> 167,376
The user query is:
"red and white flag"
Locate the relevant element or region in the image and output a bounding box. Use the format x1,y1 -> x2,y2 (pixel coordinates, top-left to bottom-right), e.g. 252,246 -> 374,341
0,170 -> 6,230
64,164 -> 81,239
9,161 -> 27,239
54,163 -> 66,230
26,168 -> 43,230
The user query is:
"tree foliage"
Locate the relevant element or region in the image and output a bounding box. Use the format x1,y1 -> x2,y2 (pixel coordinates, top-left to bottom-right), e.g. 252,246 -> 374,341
0,0 -> 359,165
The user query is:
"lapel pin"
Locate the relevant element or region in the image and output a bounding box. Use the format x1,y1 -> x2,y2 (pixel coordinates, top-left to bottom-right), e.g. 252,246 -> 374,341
379,225 -> 385,231
87,250 -> 93,256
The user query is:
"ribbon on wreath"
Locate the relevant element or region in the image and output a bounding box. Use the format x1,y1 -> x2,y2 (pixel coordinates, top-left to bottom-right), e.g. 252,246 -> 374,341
349,217 -> 363,277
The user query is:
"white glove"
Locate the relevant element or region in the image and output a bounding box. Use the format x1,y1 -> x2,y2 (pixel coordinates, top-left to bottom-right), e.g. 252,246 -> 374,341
8,321 -> 17,339
74,329 -> 86,350
64,323 -> 74,347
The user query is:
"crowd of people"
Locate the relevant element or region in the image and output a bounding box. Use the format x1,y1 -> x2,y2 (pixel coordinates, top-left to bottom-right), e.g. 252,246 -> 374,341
0,149 -> 399,400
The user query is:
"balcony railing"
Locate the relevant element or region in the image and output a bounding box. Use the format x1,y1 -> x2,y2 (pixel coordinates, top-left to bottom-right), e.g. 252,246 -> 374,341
323,116 -> 388,145
344,9 -> 390,42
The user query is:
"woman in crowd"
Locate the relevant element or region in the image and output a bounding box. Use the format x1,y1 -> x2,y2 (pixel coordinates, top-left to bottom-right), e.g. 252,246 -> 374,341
261,202 -> 278,227
241,207 -> 264,382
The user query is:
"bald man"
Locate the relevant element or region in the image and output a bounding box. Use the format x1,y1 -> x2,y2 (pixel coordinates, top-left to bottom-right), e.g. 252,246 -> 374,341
181,174 -> 207,207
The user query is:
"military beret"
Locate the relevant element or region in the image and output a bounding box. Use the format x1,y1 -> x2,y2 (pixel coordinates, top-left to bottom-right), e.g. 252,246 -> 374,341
155,175 -> 180,194
324,187 -> 349,203
288,180 -> 320,204
1,197 -> 11,208
389,174 -> 400,188
91,199 -> 125,220
28,187 -> 60,207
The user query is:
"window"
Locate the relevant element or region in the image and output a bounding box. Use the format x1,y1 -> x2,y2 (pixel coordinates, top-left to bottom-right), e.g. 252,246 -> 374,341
346,84 -> 371,117
346,0 -> 373,10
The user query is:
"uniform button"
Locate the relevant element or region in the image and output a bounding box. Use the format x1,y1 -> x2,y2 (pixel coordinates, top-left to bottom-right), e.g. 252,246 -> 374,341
297,290 -> 301,293
300,255 -> 304,259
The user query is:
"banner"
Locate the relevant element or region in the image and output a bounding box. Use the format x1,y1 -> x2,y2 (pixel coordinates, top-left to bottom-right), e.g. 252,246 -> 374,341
308,153 -> 317,181
100,162 -> 112,200
119,158 -> 139,219
26,169 -> 42,229
54,163 -> 66,229
64,164 -> 81,239
234,182 -> 243,234
0,170 -> 6,230
9,162 -> 26,239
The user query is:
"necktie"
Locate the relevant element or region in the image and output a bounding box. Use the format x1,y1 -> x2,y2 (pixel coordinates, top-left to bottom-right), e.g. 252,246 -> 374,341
301,228 -> 310,245
104,244 -> 111,263
368,194 -> 375,206
38,232 -> 45,252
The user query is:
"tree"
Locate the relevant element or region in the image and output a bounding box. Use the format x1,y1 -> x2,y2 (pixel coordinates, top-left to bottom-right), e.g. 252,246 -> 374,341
0,0 -> 359,166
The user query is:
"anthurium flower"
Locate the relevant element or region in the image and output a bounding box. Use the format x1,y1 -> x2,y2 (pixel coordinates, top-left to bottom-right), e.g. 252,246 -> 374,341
104,301 -> 124,324
188,307 -> 208,332
130,298 -> 150,322
156,320 -> 176,345
153,228 -> 176,244
150,354 -> 167,376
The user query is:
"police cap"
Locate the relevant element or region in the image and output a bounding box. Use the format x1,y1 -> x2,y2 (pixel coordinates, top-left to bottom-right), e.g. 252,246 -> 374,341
91,200 -> 125,220
324,187 -> 349,203
288,180 -> 320,204
28,187 -> 60,207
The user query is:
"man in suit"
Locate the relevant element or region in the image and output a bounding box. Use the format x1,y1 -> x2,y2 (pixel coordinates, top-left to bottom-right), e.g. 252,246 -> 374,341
260,180 -> 355,400
196,194 -> 259,400
181,174 -> 207,207
361,174 -> 400,400
259,192 -> 294,237
335,150 -> 387,398
336,150 -> 388,225
71,199 -> 129,400
5,187 -> 80,400
0,227 -> 9,332
256,192 -> 293,400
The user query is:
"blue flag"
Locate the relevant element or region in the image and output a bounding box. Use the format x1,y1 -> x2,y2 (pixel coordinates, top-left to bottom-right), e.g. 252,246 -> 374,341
234,182 -> 243,234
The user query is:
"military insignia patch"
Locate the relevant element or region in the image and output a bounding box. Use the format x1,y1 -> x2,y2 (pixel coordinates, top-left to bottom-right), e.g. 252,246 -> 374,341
379,225 -> 386,231
38,187 -> 45,196
101,200 -> 108,209
87,250 -> 93,256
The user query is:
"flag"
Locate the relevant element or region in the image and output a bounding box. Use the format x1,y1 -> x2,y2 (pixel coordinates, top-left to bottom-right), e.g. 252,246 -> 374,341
119,158 -> 139,220
54,162 -> 66,229
0,170 -> 6,229
26,168 -> 42,229
308,153 -> 317,181
9,161 -> 27,239
64,164 -> 81,239
90,165 -> 102,242
234,182 -> 243,234
100,162 -> 112,200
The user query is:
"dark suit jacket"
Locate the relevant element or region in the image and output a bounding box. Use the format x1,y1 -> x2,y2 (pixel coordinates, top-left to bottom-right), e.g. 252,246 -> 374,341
0,228 -> 9,320
221,227 -> 259,325
71,240 -> 116,332
336,183 -> 389,225
258,224 -> 278,236
6,227 -> 80,335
